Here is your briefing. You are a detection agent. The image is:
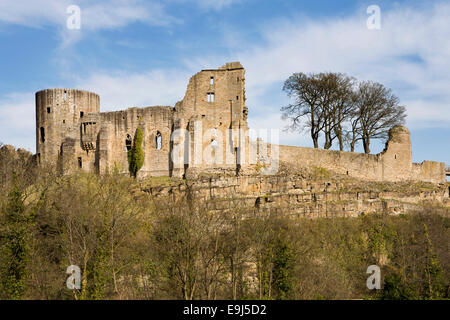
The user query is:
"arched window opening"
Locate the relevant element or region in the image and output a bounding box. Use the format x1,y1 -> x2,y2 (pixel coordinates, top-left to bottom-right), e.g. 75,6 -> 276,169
125,134 -> 132,151
156,131 -> 162,150
40,127 -> 45,143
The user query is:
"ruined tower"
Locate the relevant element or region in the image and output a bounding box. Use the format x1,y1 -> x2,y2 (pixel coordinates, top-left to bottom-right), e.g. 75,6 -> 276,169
174,62 -> 249,177
35,88 -> 100,171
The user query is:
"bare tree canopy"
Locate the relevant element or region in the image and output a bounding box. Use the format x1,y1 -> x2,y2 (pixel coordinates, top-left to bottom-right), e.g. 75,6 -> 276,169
281,72 -> 407,153
281,73 -> 324,149
352,81 -> 407,154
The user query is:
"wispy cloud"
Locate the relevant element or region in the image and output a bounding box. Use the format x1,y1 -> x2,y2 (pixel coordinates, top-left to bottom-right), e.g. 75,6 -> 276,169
0,0 -> 178,46
0,92 -> 35,151
232,2 -> 450,129
171,0 -> 242,11
75,68 -> 193,109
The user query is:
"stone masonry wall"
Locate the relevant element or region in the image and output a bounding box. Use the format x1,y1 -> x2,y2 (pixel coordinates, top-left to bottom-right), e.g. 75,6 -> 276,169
267,126 -> 446,184
34,63 -> 446,184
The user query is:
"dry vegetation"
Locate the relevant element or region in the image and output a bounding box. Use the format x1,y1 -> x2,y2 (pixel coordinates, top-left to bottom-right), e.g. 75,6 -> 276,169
0,145 -> 448,300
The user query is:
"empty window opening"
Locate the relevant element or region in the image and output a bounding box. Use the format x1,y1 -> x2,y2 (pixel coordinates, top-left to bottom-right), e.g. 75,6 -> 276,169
125,134 -> 132,151
237,76 -> 240,82
202,114 -> 206,118
395,154 -> 397,159
47,107 -> 51,113
236,96 -> 239,100
80,111 -> 84,118
63,120 -> 65,124
210,76 -> 214,85
207,92 -> 215,103
40,127 -> 45,143
77,157 -> 82,168
156,132 -> 162,150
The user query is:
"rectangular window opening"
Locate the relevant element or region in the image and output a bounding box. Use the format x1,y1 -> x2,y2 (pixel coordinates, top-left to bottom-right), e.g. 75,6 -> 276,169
78,157 -> 82,168
207,92 -> 215,103
47,107 -> 51,113
40,127 -> 45,143
80,111 -> 84,118
210,76 -> 214,85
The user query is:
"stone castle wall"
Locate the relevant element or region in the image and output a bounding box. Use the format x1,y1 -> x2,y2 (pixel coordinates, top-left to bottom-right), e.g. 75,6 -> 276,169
268,126 -> 445,184
34,62 -> 447,184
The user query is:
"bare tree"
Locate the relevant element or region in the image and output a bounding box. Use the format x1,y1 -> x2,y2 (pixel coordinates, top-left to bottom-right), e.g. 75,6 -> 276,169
353,81 -> 406,154
281,73 -> 326,148
328,74 -> 356,151
281,73 -> 355,150
282,72 -> 406,153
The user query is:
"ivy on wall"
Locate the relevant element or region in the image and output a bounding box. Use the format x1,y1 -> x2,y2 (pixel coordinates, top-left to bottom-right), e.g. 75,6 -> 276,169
128,126 -> 144,178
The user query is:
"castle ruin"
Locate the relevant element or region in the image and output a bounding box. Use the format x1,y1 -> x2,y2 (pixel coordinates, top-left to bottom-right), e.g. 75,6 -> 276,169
35,62 -> 447,184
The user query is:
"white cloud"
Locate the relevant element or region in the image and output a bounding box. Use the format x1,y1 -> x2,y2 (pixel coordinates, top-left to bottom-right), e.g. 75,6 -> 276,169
0,0 -> 177,46
0,92 -> 35,152
172,0 -> 242,11
232,3 -> 450,130
75,68 -> 193,110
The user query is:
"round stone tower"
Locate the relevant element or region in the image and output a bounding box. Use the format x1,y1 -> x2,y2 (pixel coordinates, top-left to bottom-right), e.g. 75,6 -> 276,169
35,88 -> 100,164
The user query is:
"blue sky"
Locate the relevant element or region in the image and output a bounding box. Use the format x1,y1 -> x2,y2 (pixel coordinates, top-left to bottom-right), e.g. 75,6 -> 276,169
0,0 -> 449,167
